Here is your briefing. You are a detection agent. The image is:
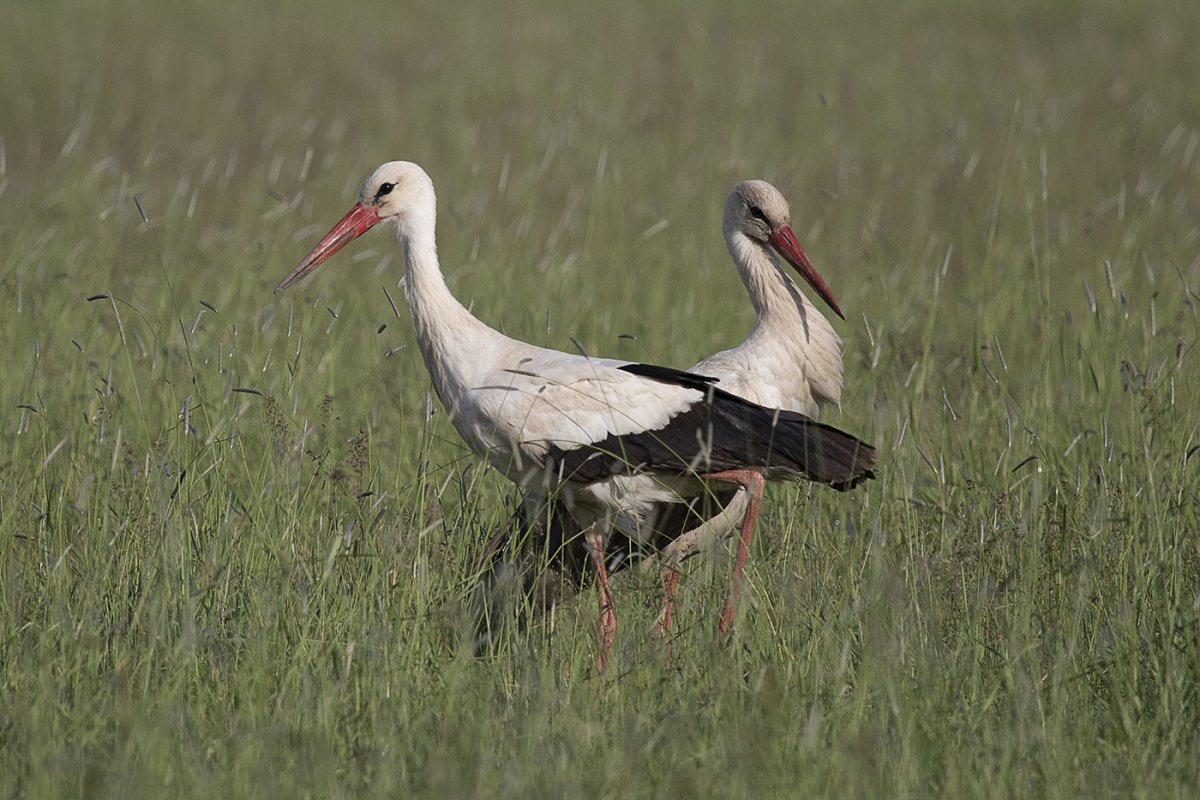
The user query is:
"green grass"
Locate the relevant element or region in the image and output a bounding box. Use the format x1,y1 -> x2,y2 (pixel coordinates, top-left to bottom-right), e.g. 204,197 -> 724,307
2,0 -> 1199,796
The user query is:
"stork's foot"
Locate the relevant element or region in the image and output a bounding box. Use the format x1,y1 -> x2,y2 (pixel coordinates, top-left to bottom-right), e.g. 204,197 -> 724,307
718,602 -> 737,637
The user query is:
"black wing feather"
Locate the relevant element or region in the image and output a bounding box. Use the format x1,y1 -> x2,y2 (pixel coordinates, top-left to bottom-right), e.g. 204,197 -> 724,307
546,379 -> 876,489
617,362 -> 720,391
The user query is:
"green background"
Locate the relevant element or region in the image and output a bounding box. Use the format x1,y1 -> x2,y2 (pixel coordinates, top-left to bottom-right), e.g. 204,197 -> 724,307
2,0 -> 1198,796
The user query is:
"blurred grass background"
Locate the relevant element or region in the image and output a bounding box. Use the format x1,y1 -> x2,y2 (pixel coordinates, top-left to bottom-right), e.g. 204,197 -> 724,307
1,0 -> 1199,796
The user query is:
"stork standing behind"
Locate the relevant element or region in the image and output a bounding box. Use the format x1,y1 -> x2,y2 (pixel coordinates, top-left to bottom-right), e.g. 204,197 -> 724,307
483,180 -> 853,642
656,179 -> 849,633
276,162 -> 876,669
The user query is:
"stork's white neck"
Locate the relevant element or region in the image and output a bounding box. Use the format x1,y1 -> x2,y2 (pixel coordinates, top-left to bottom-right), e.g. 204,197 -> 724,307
726,231 -> 816,324
391,203 -> 497,405
712,227 -> 844,411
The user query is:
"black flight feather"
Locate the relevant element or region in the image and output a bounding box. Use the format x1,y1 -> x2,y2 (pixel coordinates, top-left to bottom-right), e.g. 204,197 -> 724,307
547,368 -> 876,489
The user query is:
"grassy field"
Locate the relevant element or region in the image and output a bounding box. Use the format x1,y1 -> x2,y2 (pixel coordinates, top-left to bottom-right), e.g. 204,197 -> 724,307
2,0 -> 1199,796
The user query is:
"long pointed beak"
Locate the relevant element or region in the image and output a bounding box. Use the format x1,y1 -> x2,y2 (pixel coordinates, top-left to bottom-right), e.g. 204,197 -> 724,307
275,202 -> 381,292
767,225 -> 845,320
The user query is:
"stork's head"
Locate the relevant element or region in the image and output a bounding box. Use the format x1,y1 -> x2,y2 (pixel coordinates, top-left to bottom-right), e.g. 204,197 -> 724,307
724,180 -> 844,320
359,161 -> 436,223
276,161 -> 436,292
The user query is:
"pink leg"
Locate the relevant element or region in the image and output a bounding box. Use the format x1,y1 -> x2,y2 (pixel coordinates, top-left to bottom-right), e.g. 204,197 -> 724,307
586,529 -> 617,672
700,470 -> 765,636
651,566 -> 681,641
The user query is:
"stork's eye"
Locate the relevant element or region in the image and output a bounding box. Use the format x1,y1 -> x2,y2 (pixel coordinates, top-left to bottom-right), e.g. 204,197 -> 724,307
376,182 -> 395,199
749,205 -> 767,222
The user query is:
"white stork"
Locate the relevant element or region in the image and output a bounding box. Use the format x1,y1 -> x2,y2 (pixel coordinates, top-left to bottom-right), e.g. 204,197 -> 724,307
508,179 -> 853,640
655,179 -> 849,632
276,161 -> 876,669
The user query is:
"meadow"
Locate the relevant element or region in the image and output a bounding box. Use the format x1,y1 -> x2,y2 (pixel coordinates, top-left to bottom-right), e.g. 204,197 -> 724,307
2,0 -> 1199,796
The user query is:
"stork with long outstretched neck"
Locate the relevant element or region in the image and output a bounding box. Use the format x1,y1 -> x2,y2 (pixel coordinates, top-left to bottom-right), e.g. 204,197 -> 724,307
277,162 -> 876,669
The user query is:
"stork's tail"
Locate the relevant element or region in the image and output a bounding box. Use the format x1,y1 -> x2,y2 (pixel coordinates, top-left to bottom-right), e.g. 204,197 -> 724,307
753,408 -> 877,489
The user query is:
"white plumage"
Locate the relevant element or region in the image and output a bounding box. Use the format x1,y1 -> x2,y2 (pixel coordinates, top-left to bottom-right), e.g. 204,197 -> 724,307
624,179 -> 854,634
277,162 -> 875,668
695,179 -> 844,414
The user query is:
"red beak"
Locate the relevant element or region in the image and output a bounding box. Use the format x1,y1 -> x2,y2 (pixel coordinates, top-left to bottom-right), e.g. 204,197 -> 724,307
767,225 -> 845,320
275,202 -> 381,292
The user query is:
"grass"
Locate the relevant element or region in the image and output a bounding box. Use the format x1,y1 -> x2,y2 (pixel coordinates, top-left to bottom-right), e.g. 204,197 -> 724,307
2,0 -> 1199,795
